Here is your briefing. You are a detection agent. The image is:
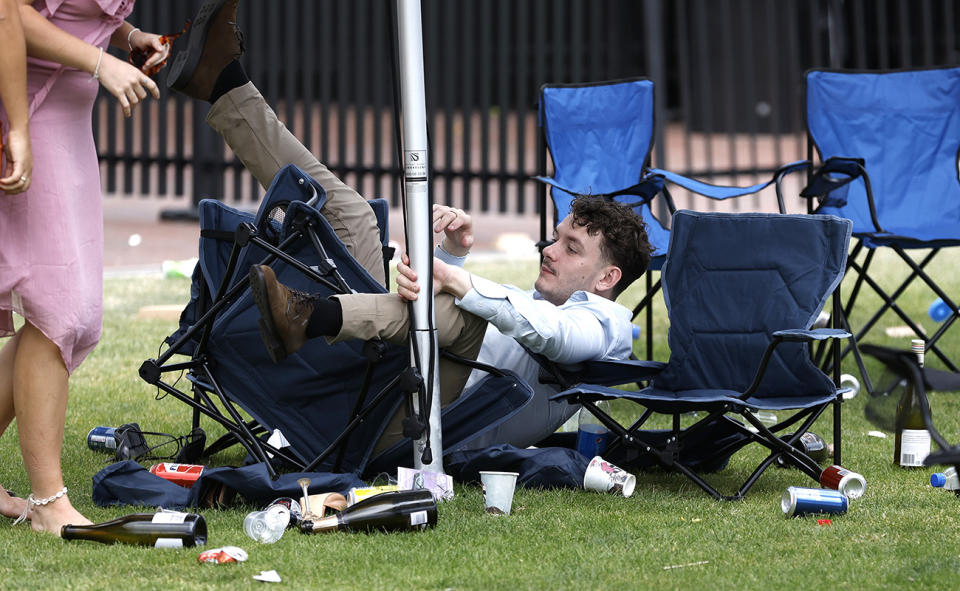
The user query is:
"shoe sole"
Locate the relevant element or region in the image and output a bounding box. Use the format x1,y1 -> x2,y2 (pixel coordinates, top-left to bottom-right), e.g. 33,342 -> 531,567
167,0 -> 230,91
248,266 -> 289,364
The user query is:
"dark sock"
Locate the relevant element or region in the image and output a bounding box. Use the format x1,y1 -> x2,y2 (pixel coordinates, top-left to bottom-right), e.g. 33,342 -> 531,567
305,297 -> 343,338
208,60 -> 249,103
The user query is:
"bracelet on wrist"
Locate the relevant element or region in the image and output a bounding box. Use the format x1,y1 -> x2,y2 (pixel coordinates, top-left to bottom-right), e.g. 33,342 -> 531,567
127,27 -> 141,50
91,47 -> 104,80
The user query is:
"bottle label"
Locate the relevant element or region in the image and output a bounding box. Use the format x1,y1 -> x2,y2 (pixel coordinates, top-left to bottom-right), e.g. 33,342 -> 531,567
409,510 -> 428,527
154,538 -> 184,549
153,511 -> 188,524
899,429 -> 931,466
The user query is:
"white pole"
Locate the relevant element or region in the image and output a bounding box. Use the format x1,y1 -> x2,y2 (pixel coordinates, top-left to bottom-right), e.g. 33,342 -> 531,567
396,0 -> 444,473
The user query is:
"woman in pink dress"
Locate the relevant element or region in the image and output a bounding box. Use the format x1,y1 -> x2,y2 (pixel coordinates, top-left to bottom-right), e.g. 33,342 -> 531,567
0,0 -> 169,535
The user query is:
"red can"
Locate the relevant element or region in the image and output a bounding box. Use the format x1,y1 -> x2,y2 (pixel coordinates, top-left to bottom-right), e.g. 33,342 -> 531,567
150,463 -> 205,488
819,465 -> 866,499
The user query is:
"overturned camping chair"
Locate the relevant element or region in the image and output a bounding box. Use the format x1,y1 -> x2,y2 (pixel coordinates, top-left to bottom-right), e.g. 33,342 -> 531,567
139,164 -> 533,479
552,210 -> 853,500
535,78 -> 806,360
799,67 -> 960,390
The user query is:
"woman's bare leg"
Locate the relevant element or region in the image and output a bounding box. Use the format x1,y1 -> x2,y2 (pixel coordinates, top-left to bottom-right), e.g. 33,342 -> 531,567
0,330 -> 27,519
12,322 -> 91,534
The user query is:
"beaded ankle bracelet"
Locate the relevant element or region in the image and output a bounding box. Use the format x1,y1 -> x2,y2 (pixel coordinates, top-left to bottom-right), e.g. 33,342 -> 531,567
12,486 -> 67,526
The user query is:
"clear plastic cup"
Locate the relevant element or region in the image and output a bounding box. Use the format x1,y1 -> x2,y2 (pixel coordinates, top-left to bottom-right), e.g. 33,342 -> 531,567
243,503 -> 290,543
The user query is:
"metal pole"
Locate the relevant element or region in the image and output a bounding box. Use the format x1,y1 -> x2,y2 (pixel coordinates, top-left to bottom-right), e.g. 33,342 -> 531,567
396,0 -> 444,473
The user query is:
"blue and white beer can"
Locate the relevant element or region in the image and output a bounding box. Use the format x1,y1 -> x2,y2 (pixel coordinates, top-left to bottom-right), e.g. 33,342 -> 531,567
781,486 -> 848,517
87,426 -> 117,453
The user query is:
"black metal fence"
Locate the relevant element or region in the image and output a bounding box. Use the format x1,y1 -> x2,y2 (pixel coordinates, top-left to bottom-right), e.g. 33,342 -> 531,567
99,0 -> 960,216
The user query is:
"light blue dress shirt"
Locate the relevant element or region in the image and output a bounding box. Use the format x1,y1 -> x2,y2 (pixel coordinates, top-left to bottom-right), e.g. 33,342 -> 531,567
435,245 -> 633,448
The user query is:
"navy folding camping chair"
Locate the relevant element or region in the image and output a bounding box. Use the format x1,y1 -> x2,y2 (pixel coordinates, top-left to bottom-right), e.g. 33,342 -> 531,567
800,67 -> 960,387
535,78 -> 807,359
140,164 -> 533,479
552,211 -> 853,500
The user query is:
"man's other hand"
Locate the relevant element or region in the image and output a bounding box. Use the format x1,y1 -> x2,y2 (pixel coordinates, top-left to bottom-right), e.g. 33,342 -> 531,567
432,204 -> 473,257
397,253 -> 472,301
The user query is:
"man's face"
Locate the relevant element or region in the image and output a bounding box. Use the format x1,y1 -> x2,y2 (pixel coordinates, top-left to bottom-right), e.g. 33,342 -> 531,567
535,215 -> 612,305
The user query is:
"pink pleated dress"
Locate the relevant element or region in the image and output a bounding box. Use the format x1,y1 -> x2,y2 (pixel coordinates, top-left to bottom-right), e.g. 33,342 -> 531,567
0,0 -> 134,373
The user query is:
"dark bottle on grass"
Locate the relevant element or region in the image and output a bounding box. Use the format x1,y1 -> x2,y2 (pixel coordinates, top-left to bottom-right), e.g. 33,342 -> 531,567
62,511 -> 207,548
894,339 -> 931,468
300,489 -> 436,534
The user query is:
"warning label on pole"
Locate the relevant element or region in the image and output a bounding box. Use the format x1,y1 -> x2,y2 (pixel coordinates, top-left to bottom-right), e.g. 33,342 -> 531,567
404,150 -> 428,181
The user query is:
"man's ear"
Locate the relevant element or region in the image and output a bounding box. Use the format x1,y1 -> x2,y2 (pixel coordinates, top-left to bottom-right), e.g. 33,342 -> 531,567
595,265 -> 622,294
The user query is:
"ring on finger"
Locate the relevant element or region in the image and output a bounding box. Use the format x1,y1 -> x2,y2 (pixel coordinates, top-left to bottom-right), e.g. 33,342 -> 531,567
19,175 -> 27,183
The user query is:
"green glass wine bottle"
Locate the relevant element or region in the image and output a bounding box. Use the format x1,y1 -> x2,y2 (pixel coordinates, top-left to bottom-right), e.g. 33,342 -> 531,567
61,511 -> 207,548
300,489 -> 437,534
893,339 -> 931,468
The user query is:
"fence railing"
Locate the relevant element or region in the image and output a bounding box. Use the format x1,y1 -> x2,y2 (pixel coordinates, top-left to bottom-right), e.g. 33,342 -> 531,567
98,0 -> 960,217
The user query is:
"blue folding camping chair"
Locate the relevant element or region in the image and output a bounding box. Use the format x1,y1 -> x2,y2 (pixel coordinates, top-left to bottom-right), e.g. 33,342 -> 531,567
535,78 -> 807,359
552,211 -> 853,500
799,67 -> 960,388
140,164 -> 534,479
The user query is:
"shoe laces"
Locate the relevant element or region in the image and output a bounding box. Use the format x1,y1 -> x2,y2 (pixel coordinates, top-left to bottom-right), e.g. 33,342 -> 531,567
228,20 -> 246,56
285,289 -> 319,325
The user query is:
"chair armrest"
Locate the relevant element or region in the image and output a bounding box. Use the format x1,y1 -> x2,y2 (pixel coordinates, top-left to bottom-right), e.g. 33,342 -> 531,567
539,358 -> 665,389
800,156 -> 885,233
772,328 -> 851,342
647,160 -> 807,213
532,174 -> 665,209
740,328 -> 851,398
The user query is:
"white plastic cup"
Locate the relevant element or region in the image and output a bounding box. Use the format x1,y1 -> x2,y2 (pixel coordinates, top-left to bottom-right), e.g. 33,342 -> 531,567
479,471 -> 519,515
243,503 -> 290,543
840,373 -> 860,399
583,456 -> 637,498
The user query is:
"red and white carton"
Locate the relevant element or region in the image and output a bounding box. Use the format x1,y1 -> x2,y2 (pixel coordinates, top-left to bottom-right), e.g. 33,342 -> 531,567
819,465 -> 866,499
149,463 -> 205,488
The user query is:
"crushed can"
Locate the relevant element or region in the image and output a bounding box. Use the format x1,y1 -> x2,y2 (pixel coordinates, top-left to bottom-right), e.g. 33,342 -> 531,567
198,546 -> 248,564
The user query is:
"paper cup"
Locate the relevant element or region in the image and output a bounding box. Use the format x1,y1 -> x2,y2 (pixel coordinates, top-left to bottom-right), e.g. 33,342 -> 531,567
583,456 -> 636,498
479,471 -> 519,515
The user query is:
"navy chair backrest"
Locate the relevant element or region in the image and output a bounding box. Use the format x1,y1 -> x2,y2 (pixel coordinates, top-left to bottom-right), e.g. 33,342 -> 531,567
539,78 -> 670,256
806,67 -> 960,240
654,211 -> 851,399
186,165 -> 406,473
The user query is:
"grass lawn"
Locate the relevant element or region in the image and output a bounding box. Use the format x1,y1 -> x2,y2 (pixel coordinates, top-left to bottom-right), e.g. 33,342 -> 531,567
1,248 -> 959,590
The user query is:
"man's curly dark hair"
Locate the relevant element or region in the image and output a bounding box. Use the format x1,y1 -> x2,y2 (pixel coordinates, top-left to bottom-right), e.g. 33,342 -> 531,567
569,196 -> 654,299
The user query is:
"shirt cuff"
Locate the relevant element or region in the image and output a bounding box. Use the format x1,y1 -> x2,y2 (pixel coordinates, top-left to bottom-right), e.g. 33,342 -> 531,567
434,243 -> 468,267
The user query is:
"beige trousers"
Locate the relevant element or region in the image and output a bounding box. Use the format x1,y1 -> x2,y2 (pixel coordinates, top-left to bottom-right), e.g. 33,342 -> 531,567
206,83 -> 487,454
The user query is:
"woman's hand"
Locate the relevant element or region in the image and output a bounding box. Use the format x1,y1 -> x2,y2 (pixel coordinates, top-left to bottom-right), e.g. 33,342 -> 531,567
127,29 -> 171,74
0,125 -> 32,194
96,52 -> 159,117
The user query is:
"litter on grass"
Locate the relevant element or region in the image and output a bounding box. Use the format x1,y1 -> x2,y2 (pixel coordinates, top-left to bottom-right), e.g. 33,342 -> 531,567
253,570 -> 282,583
663,560 -> 709,570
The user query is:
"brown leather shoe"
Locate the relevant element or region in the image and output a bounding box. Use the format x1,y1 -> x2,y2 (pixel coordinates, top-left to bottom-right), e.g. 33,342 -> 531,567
248,265 -> 317,363
166,0 -> 243,99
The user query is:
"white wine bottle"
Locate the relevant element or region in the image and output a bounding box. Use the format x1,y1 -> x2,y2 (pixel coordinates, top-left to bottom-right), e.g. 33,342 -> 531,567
62,511 -> 207,548
300,489 -> 436,534
894,339 -> 931,468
